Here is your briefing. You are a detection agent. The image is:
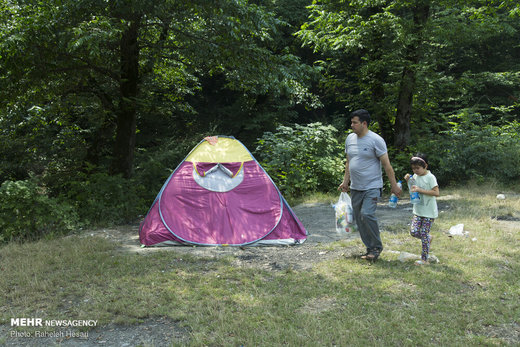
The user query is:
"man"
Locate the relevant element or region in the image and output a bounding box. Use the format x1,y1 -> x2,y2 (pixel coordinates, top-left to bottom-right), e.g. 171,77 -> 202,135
338,109 -> 401,260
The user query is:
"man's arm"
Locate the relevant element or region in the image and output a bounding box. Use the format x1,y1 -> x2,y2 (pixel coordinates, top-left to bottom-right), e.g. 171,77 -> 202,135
379,153 -> 401,197
338,156 -> 350,192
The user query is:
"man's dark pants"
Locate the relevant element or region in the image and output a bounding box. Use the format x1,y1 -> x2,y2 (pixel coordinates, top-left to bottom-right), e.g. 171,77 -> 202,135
351,188 -> 383,253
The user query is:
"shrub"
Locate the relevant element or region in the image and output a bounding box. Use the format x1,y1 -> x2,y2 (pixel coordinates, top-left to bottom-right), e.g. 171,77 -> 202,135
411,114 -> 520,185
60,173 -> 147,226
255,123 -> 345,198
0,179 -> 79,243
386,148 -> 415,185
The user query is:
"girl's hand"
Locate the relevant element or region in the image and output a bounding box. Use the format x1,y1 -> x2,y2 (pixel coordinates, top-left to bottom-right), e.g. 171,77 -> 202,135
411,185 -> 420,193
404,173 -> 410,181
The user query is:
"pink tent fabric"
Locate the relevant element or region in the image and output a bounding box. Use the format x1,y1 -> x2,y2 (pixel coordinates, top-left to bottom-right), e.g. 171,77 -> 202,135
139,139 -> 307,246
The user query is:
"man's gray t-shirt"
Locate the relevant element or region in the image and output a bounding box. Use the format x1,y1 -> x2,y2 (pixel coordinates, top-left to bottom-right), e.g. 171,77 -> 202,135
345,130 -> 387,190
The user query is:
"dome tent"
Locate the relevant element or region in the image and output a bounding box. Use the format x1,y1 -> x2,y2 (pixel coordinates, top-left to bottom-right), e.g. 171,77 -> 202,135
139,136 -> 307,246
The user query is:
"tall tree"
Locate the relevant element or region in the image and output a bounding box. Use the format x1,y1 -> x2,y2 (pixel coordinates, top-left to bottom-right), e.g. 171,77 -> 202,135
0,0 -> 314,178
394,1 -> 430,148
297,0 -> 433,147
297,0 -> 519,148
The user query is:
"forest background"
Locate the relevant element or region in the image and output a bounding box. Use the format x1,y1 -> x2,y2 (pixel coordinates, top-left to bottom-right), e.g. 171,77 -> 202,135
0,0 -> 519,243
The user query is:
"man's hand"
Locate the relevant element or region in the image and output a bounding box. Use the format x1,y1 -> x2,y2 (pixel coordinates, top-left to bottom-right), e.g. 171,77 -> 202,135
391,183 -> 402,197
338,182 -> 349,192
379,153 -> 401,198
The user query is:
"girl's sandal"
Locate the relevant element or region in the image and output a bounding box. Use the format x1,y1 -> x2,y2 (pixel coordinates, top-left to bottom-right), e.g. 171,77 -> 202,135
415,260 -> 429,265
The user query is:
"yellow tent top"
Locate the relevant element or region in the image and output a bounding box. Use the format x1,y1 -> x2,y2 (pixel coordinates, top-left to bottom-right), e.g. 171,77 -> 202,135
185,136 -> 253,163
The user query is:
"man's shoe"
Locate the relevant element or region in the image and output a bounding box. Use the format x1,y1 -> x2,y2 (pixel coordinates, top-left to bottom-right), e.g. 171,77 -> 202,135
361,249 -> 380,260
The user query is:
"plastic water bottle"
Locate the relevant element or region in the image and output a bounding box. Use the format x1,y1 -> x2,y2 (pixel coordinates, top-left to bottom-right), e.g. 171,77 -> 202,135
408,175 -> 421,204
388,180 -> 402,208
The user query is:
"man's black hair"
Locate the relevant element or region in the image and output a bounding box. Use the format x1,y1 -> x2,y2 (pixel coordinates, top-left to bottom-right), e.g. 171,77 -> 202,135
350,109 -> 371,126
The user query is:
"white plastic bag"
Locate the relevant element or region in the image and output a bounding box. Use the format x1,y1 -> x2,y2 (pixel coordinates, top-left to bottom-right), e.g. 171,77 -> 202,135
334,192 -> 355,233
448,223 -> 467,236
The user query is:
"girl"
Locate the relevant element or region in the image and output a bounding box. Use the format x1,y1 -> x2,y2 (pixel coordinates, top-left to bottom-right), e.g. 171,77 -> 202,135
404,153 -> 439,265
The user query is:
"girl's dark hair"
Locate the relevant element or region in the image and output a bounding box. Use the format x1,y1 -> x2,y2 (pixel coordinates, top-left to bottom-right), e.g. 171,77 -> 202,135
410,153 -> 429,169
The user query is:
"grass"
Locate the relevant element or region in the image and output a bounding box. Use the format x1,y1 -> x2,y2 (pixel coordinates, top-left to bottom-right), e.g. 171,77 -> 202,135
288,191 -> 338,206
1,183 -> 519,346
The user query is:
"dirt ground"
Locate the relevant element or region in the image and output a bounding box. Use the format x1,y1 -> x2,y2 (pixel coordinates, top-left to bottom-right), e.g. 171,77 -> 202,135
3,196 -> 519,346
83,199 -> 417,272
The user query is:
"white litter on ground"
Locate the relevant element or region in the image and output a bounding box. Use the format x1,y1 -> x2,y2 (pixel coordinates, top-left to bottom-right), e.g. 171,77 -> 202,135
448,223 -> 468,236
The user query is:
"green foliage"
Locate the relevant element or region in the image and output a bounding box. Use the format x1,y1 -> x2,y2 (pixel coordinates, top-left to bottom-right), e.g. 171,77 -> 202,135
0,179 -> 79,243
297,0 -> 520,147
296,0 -> 413,141
134,136 -> 202,203
256,122 -> 344,198
387,148 -> 414,183
1,0 -> 520,235
0,0 -> 320,178
411,113 -> 520,185
0,104 -> 88,182
60,173 -> 147,226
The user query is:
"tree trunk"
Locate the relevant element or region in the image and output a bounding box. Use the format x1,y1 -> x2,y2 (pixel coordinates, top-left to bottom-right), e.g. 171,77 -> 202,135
394,2 -> 430,149
366,19 -> 394,143
111,19 -> 140,178
371,77 -> 394,144
394,66 -> 415,149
